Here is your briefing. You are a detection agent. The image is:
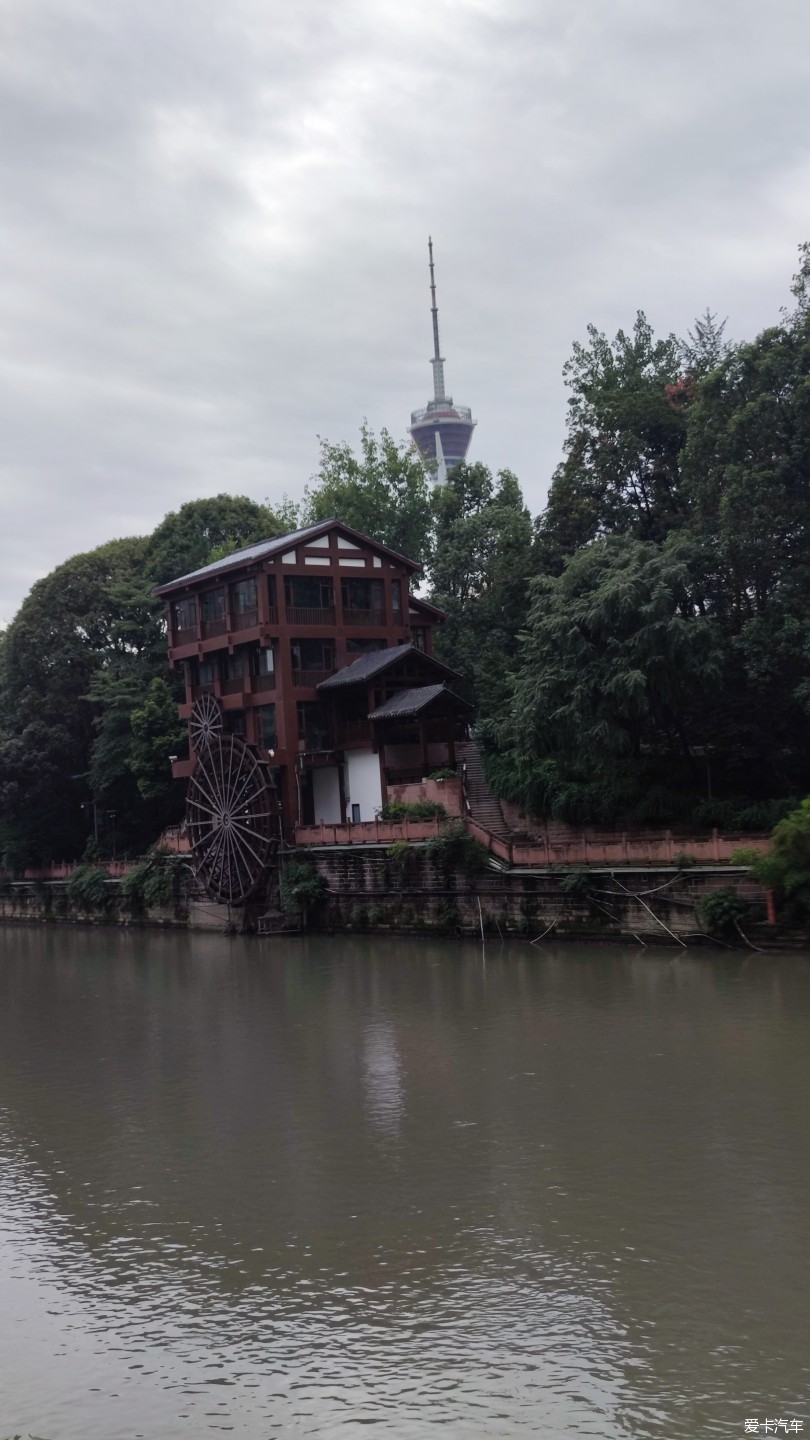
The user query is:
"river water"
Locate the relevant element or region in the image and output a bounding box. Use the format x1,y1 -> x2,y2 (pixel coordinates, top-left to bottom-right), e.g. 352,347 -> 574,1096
0,925 -> 807,1439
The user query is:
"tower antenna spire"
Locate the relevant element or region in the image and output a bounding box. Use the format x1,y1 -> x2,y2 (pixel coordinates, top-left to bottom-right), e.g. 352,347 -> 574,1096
409,236 -> 476,484
427,236 -> 446,402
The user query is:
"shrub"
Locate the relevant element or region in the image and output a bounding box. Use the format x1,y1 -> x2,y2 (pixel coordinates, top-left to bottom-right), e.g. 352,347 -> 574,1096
673,851 -> 697,870
67,865 -> 113,913
349,903 -> 367,928
279,856 -> 326,914
121,852 -> 193,915
380,800 -> 447,821
749,796 -> 810,923
728,846 -> 763,867
367,904 -> 383,925
697,887 -> 752,939
428,768 -> 458,781
424,820 -> 488,874
560,869 -> 590,897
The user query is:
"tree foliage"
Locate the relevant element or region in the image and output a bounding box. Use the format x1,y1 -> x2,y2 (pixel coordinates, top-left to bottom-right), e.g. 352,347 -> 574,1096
302,424 -> 433,566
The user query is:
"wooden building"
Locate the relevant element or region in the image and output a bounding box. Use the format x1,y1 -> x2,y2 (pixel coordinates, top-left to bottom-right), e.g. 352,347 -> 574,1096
156,520 -> 471,897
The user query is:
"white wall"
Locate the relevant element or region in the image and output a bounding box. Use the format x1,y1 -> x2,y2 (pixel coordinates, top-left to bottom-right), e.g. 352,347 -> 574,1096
345,750 -> 382,821
312,766 -> 342,824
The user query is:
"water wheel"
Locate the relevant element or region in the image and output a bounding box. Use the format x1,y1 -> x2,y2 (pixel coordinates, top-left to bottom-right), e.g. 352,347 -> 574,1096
186,734 -> 278,903
189,692 -> 222,753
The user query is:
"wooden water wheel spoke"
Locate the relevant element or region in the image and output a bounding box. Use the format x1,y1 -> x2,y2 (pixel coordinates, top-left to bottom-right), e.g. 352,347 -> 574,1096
190,693 -> 223,753
185,734 -> 278,904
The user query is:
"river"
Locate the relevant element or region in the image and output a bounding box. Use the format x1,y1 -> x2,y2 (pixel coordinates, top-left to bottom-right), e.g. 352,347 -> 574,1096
0,925 -> 807,1438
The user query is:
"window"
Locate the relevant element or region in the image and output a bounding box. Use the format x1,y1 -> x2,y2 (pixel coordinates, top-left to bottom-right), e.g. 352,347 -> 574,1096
346,637 -> 386,653
172,596 -> 197,635
197,658 -> 217,686
232,578 -> 256,613
224,652 -> 245,680
296,702 -> 332,751
411,626 -> 427,652
255,646 -> 275,675
291,638 -> 335,674
257,704 -> 277,750
284,576 -> 334,610
351,804 -> 361,824
391,580 -> 402,618
267,575 -> 278,617
223,710 -> 246,737
341,578 -> 382,609
201,589 -> 226,623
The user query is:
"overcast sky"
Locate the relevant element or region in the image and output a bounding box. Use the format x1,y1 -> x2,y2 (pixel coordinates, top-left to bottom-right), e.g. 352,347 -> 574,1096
1,0 -> 809,620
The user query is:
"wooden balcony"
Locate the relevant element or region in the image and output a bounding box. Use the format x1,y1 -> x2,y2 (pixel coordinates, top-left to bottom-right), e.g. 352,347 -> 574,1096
191,683 -> 216,698
292,668 -> 334,688
336,718 -> 371,745
172,625 -> 198,647
285,606 -> 336,626
221,676 -> 246,695
202,617 -> 227,639
266,606 -> 279,625
232,609 -> 258,631
253,672 -> 276,692
343,607 -> 385,626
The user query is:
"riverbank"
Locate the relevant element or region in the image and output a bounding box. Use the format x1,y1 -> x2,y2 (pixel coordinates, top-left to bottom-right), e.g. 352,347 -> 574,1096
0,848 -> 779,947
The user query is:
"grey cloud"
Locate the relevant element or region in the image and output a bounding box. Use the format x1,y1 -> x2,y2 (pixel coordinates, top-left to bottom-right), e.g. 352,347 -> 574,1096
1,0 -> 809,620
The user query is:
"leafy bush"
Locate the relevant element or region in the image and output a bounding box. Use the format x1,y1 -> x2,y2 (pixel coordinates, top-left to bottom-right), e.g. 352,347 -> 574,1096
424,820 -> 489,874
279,856 -> 326,913
380,800 -> 447,821
673,852 -> 697,870
121,851 -> 193,914
349,904 -> 367,928
560,869 -> 591,896
728,847 -> 763,867
428,768 -> 458,781
750,796 -> 810,923
697,887 -> 752,939
67,864 -> 113,913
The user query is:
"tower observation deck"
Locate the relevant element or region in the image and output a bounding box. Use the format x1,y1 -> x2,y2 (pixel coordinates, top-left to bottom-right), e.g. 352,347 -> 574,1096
409,238 -> 476,484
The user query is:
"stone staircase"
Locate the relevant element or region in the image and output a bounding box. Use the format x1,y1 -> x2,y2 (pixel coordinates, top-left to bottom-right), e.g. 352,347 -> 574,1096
457,739 -> 509,838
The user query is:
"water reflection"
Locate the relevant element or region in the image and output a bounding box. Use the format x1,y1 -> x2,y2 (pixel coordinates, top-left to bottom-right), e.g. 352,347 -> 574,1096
0,927 -> 807,1438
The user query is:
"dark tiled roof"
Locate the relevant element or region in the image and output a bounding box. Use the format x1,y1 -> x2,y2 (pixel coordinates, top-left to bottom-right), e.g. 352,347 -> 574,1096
155,522 -> 333,593
155,517 -> 423,594
317,644 -> 413,690
368,683 -> 472,720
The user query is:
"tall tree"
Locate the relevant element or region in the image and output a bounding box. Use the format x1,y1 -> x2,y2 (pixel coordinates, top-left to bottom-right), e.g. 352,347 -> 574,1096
536,314 -> 689,572
302,424 -> 433,566
430,464 -> 533,715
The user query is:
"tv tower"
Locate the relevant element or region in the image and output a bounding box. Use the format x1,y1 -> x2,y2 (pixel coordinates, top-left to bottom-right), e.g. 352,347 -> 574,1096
409,238 -> 476,484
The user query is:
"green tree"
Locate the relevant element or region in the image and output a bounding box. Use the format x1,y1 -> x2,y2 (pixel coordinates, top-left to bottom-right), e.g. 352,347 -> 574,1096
537,313 -> 689,572
429,463 -> 533,715
489,535 -> 726,825
145,494 -> 284,586
302,424 -> 433,565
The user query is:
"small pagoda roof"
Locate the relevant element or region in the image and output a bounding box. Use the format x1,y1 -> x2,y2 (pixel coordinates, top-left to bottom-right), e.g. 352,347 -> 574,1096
368,683 -> 472,721
155,518 -> 424,595
317,644 -> 462,692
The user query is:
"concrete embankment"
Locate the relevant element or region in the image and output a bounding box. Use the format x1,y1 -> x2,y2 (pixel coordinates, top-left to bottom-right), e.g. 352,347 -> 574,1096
0,847 -> 769,945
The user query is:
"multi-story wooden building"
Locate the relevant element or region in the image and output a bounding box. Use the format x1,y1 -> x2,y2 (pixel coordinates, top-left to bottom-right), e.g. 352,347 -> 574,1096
156,520 -> 471,899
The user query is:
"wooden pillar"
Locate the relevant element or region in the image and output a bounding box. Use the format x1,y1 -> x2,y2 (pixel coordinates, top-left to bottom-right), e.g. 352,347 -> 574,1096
420,719 -> 429,779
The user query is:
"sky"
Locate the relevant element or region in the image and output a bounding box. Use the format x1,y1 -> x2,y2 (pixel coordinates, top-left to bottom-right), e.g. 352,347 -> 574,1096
1,0 -> 810,622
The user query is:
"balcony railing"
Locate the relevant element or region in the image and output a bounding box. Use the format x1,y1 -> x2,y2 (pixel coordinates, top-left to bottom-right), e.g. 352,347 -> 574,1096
221,676 -> 246,695
336,718 -> 371,745
266,606 -> 279,625
285,605 -> 336,626
292,668 -> 334,688
343,608 -> 385,626
253,672 -> 276,692
172,625 -> 197,647
201,617 -> 227,639
191,683 -> 216,698
232,609 -> 258,631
